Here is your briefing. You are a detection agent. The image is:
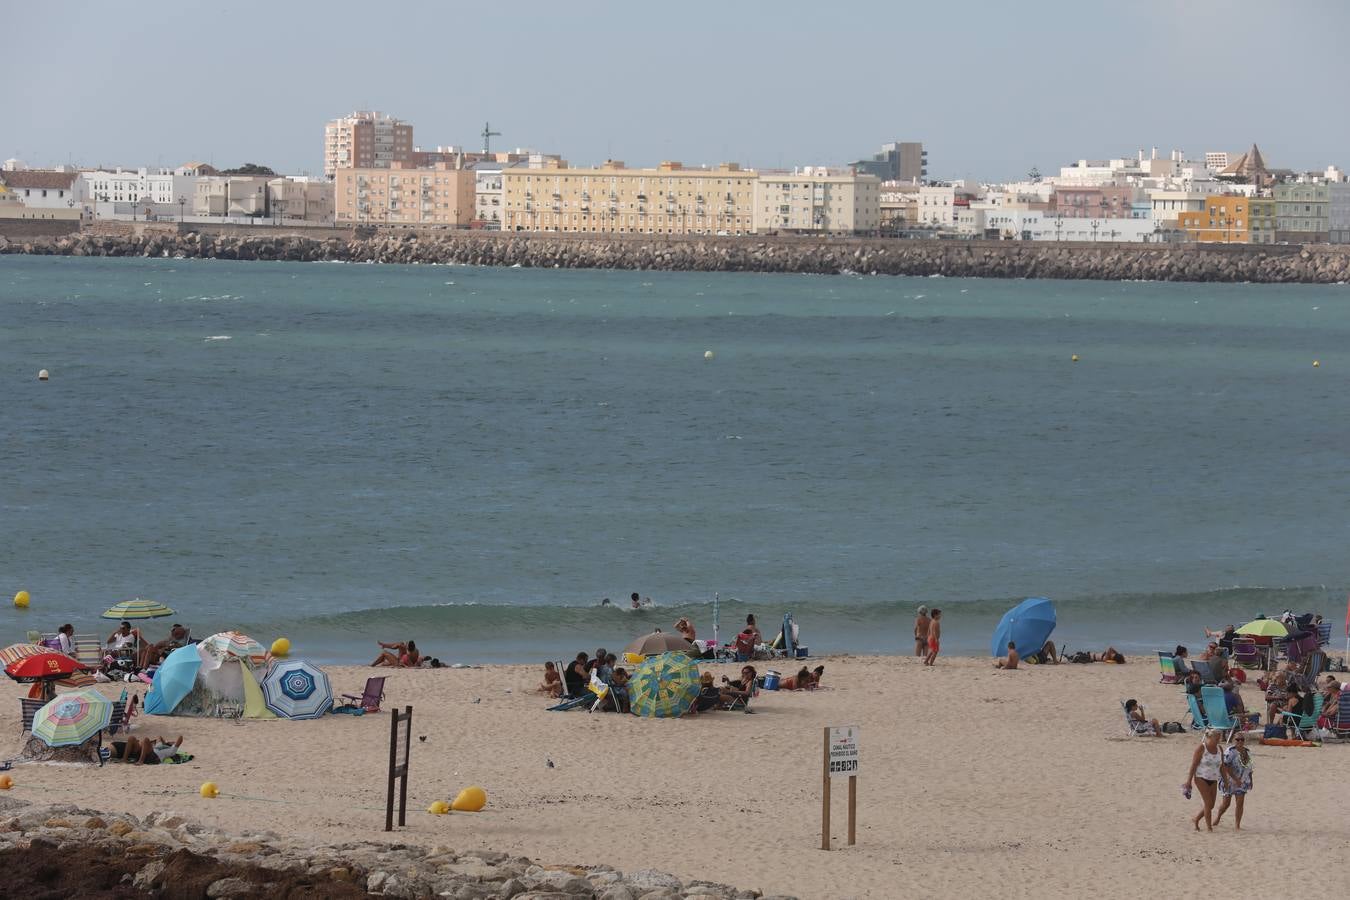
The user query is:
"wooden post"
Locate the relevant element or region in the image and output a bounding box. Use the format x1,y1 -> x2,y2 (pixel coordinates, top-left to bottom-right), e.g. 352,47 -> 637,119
847,774 -> 857,846
398,705 -> 412,826
385,707 -> 399,832
821,726 -> 831,851
385,705 -> 413,831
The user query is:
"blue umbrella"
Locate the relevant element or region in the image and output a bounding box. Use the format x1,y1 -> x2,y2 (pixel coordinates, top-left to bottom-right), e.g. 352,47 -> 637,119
991,597 -> 1057,658
144,644 -> 201,715
260,659 -> 333,720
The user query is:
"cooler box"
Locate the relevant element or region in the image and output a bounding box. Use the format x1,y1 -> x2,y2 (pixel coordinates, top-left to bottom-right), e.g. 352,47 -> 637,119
762,672 -> 780,690
795,647 -> 808,659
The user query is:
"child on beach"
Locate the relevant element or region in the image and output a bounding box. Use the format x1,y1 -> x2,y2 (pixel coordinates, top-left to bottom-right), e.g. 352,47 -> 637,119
923,610 -> 941,666
538,662 -> 562,698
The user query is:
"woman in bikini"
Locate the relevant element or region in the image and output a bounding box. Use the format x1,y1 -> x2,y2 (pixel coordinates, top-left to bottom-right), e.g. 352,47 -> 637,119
1184,729 -> 1228,832
372,640 -> 421,667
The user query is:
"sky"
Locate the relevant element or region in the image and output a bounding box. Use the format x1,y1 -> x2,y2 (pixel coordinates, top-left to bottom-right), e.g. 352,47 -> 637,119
6,0 -> 1347,181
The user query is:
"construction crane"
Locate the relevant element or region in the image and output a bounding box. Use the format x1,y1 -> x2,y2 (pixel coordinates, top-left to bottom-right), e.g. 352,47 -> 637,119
481,122 -> 502,156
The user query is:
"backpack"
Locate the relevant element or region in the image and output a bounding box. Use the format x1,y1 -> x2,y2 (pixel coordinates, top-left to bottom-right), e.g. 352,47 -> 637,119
1070,651 -> 1093,664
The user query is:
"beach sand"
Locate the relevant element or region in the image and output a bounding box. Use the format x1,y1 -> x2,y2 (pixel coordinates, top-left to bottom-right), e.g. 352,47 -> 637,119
4,655 -> 1345,899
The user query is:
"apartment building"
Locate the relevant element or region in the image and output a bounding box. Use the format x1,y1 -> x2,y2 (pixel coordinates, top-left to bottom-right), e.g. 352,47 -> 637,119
0,168 -> 80,210
752,168 -> 881,234
194,176 -> 273,217
1176,195 -> 1251,243
324,111 -> 414,179
501,161 -> 757,235
1249,197 -> 1277,244
1051,185 -> 1138,219
1274,182 -> 1329,243
1329,183 -> 1350,243
266,177 -> 335,223
850,141 -> 926,183
334,162 -> 475,227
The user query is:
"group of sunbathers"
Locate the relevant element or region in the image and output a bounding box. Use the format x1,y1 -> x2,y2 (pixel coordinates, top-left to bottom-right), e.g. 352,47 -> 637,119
371,640 -> 444,668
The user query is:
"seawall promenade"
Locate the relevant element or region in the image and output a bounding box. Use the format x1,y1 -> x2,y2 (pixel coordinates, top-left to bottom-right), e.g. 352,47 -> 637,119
3,223 -> 1349,283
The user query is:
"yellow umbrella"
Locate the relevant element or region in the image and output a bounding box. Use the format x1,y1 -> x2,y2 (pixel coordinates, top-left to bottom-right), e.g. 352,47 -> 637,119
1236,619 -> 1287,638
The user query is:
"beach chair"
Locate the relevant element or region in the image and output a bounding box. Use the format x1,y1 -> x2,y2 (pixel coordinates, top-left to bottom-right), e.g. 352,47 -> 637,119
720,682 -> 758,713
1279,693 -> 1324,740
71,635 -> 104,671
1332,695 -> 1350,740
1184,694 -> 1209,732
1121,700 -> 1153,738
1200,686 -> 1239,740
1230,638 -> 1261,669
1293,651 -> 1326,691
1190,659 -> 1219,684
339,676 -> 386,713
1315,622 -> 1331,646
1157,652 -> 1178,684
19,698 -> 45,733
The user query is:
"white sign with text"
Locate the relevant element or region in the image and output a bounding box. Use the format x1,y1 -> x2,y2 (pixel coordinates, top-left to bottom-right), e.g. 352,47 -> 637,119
828,724 -> 859,778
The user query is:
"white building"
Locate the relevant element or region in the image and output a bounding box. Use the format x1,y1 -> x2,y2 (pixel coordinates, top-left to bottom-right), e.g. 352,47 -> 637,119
1205,151 -> 1232,171
266,177 -> 335,224
193,176 -> 273,217
918,184 -> 956,227
80,167 -> 205,219
752,168 -> 880,234
0,167 -> 81,210
473,164 -> 504,229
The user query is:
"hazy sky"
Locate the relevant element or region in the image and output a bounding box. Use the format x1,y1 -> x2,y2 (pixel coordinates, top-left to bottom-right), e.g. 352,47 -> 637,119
7,0 -> 1347,180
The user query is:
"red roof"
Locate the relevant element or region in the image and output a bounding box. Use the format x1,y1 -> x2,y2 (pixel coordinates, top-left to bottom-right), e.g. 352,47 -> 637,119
0,170 -> 77,190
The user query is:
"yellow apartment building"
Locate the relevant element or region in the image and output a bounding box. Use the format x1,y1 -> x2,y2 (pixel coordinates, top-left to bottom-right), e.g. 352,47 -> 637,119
753,168 -> 881,234
1177,195 -> 1251,243
502,161 -> 756,235
334,162 -> 475,227
1248,197 -> 1276,244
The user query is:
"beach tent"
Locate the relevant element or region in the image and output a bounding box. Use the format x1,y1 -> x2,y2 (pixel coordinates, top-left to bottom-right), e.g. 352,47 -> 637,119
991,597 -> 1057,659
149,642 -> 273,718
143,644 -> 202,715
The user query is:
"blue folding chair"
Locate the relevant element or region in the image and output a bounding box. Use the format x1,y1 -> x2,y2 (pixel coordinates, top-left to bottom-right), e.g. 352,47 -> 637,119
1185,693 -> 1209,731
1200,686 -> 1238,740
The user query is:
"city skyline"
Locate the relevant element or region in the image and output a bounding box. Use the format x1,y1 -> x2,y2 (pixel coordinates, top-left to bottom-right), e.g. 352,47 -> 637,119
7,0 -> 1348,180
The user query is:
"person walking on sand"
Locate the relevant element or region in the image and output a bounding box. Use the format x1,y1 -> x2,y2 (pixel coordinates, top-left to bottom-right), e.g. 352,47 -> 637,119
923,609 -> 942,666
1213,733 -> 1253,830
913,606 -> 930,657
1184,729 -> 1228,832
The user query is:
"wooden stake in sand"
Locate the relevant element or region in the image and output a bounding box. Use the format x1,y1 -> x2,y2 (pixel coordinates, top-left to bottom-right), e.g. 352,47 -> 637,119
822,724 -> 859,850
386,705 -> 413,831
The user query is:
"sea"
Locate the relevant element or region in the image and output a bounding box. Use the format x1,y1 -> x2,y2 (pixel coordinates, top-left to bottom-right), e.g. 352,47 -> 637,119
3,255 -> 1348,663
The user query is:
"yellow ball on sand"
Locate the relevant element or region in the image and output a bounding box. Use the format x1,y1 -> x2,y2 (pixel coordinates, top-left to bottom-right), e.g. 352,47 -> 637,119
13,591 -> 29,609
427,800 -> 450,815
0,775 -> 13,790
200,782 -> 219,799
270,638 -> 291,658
451,786 -> 487,812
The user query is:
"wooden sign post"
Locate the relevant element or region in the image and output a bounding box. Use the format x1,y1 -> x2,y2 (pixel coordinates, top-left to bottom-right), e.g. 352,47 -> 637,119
386,705 -> 413,831
821,724 -> 859,850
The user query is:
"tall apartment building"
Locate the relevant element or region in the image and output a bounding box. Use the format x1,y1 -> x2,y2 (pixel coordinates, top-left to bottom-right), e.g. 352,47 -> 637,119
752,169 -> 881,234
334,162 -> 476,227
851,142 -> 926,183
1329,183 -> 1350,243
324,111 -> 414,179
502,161 -> 757,235
1204,151 -> 1232,171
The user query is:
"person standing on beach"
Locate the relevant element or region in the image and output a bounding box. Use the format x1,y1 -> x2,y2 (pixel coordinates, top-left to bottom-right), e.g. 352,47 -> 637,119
1184,729 -> 1228,832
923,609 -> 941,666
1213,734 -> 1253,830
913,606 -> 930,657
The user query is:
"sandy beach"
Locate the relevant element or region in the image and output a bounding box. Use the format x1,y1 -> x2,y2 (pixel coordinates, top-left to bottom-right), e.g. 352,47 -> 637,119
4,654 -> 1346,899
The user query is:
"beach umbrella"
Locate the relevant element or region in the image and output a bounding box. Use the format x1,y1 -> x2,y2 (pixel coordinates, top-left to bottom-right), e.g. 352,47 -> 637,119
260,659 -> 333,720
0,643 -> 49,666
102,598 -> 175,620
1236,619 -> 1287,638
629,651 -> 701,718
31,688 -> 113,748
990,597 -> 1057,659
623,631 -> 695,659
4,651 -> 91,683
144,644 -> 202,715
199,631 -> 268,668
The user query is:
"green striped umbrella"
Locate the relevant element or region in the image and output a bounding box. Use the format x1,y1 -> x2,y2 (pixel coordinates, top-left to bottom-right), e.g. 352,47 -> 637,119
102,598 -> 175,620
629,651 -> 701,718
32,688 -> 113,748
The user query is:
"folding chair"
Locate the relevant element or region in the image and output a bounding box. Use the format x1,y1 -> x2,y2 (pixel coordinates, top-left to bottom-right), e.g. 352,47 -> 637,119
339,676 -> 386,713
1185,693 -> 1209,732
1200,686 -> 1239,740
1279,693 -> 1323,740
1121,700 -> 1155,738
1157,652 -> 1178,684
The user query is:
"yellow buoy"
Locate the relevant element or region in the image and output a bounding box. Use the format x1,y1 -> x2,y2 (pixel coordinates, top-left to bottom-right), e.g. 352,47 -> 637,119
1071,354 -> 1079,362
270,638 -> 291,658
1313,360 -> 1320,368
200,781 -> 219,798
13,590 -> 29,609
451,786 -> 487,812
703,350 -> 715,360
37,369 -> 49,381
0,775 -> 13,790
427,800 -> 450,815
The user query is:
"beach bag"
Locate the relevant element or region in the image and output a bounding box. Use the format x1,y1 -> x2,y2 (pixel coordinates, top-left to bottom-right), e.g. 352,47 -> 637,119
1162,721 -> 1186,734
1069,652 -> 1093,664
1262,724 -> 1286,740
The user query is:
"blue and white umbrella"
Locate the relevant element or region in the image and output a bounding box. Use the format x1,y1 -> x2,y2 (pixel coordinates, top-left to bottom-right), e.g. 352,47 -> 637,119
260,659 -> 333,720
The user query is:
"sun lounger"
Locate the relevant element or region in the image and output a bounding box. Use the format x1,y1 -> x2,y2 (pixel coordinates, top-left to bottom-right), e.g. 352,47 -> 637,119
1157,652 -> 1178,684
340,676 -> 386,713
19,698 -> 45,733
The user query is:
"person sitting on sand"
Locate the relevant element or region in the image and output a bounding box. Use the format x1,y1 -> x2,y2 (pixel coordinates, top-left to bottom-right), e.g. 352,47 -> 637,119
995,641 -> 1020,669
563,653 -> 589,697
538,661 -> 563,698
111,735 -> 184,766
372,640 -> 421,668
685,672 -> 724,715
607,667 -> 631,713
720,666 -> 757,704
141,622 -> 190,668
1124,699 -> 1162,736
1092,647 -> 1126,664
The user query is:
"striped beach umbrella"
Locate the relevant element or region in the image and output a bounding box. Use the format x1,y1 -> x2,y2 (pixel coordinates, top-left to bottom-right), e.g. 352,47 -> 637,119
0,643 -> 48,666
260,660 -> 333,720
32,688 -> 113,748
200,631 -> 268,668
629,651 -> 701,719
102,598 -> 175,620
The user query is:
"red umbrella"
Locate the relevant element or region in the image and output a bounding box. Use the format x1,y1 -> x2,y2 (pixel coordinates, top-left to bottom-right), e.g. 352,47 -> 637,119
5,652 -> 91,683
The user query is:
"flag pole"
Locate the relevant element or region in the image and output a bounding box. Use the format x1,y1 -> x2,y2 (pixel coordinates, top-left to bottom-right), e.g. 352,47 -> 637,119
713,592 -> 720,649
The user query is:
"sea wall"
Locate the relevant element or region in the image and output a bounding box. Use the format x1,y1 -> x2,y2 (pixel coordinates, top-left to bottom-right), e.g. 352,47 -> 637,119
3,225 -> 1350,283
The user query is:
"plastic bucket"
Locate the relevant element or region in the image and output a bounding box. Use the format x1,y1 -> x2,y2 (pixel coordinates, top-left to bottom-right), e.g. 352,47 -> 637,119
762,672 -> 780,690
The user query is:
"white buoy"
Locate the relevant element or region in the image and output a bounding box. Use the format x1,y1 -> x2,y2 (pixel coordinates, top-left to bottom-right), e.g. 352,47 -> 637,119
703,350 -> 715,361
37,369 -> 49,381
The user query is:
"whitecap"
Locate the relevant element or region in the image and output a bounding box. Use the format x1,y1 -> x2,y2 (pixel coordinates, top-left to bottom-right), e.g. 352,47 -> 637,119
204,335 -> 232,341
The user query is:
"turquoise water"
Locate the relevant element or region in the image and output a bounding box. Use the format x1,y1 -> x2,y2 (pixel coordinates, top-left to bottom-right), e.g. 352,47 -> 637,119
3,256 -> 1348,662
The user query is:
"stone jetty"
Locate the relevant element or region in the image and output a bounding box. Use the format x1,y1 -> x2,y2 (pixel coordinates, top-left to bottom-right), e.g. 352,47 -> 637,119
3,226 -> 1350,283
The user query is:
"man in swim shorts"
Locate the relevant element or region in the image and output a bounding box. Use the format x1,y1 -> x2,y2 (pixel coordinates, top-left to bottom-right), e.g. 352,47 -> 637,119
923,609 -> 941,666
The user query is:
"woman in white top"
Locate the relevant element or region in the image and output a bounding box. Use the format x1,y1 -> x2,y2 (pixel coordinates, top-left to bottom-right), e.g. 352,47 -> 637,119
1185,729 -> 1229,832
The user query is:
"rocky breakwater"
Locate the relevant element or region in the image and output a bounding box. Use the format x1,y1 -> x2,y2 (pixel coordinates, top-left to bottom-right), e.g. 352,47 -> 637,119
3,228 -> 1350,283
0,797 -> 796,900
